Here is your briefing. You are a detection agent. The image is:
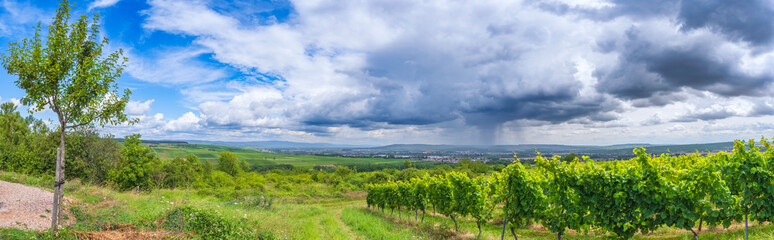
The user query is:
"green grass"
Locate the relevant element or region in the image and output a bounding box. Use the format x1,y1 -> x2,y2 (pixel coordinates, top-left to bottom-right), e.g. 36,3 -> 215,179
147,143 -> 408,169
341,207 -> 431,240
0,228 -> 39,239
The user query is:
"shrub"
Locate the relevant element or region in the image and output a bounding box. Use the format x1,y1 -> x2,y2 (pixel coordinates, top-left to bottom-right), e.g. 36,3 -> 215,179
107,135 -> 161,191
216,151 -> 242,176
162,206 -> 274,240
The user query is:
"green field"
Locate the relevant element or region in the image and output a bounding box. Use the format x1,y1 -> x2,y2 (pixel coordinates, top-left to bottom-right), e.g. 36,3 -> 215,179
147,143 -> 408,169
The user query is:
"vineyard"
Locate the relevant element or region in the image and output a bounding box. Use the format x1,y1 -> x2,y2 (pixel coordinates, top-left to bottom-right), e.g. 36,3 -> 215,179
366,139 -> 774,239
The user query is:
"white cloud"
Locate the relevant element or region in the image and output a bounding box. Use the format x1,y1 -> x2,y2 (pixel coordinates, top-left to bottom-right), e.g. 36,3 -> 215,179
88,0 -> 121,11
126,99 -> 154,115
164,112 -> 201,131
8,97 -> 20,106
125,48 -> 228,85
198,86 -> 287,128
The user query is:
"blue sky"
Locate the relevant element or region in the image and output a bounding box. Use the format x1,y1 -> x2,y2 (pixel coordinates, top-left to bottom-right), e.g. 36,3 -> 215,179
2,0 -> 774,145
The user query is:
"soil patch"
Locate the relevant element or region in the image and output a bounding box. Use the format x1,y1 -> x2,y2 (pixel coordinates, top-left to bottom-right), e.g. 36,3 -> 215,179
0,180 -> 73,230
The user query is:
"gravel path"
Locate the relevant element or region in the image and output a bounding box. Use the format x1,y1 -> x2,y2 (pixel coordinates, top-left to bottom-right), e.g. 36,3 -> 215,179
0,180 -> 71,230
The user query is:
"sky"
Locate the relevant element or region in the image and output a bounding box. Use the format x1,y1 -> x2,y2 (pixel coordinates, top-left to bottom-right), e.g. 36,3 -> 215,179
1,0 -> 774,145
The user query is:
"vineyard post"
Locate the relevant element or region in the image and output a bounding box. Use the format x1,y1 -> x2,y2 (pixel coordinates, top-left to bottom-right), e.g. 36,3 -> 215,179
511,227 -> 517,240
501,215 -> 507,240
501,185 -> 512,240
450,215 -> 459,232
698,217 -> 702,232
744,181 -> 748,240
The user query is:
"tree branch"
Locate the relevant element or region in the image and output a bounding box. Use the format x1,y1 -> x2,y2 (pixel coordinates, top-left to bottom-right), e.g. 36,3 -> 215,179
65,122 -> 90,129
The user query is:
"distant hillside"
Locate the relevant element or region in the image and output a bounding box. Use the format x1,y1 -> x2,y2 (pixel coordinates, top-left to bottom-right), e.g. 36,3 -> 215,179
367,143 -> 653,152
363,142 -> 732,154
589,142 -> 735,155
187,140 -> 377,149
114,139 -> 188,144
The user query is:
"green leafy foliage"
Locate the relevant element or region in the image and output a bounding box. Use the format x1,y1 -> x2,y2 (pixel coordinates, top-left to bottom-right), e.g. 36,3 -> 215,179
107,135 -> 161,190
0,102 -> 54,175
162,206 -> 269,240
217,151 -> 242,176
366,138 -> 774,239
1,0 -> 132,129
502,160 -> 546,230
536,154 -> 588,238
163,156 -> 204,188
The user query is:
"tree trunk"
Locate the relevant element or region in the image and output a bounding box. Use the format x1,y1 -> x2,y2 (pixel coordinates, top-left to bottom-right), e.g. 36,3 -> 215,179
50,147 -> 61,235
50,126 -> 65,235
57,146 -> 64,219
415,210 -> 418,221
450,215 -> 459,232
558,232 -> 562,240
422,209 -> 426,223
690,229 -> 698,240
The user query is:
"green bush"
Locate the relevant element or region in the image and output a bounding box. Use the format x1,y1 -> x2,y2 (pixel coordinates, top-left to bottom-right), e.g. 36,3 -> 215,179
162,206 -> 274,240
216,151 -> 242,176
163,155 -> 204,189
107,134 -> 162,191
209,171 -> 236,188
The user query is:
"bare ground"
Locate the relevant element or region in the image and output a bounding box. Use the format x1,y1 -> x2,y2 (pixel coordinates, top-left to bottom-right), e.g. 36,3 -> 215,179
0,180 -> 72,230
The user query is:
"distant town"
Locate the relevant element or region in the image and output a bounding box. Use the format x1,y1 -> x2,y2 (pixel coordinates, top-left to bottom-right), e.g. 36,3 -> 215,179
177,140 -> 736,164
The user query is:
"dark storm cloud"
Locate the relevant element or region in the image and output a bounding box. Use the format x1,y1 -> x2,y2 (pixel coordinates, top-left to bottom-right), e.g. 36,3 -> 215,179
630,92 -> 687,107
535,0 -> 774,46
462,93 -> 618,125
749,102 -> 774,117
298,36 -> 622,135
678,0 -> 774,46
595,28 -> 772,105
532,0 -> 677,20
672,108 -> 738,122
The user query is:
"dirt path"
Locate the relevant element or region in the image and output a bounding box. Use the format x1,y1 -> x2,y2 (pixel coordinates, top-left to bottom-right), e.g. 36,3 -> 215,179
332,206 -> 360,240
315,199 -> 364,240
0,180 -> 72,230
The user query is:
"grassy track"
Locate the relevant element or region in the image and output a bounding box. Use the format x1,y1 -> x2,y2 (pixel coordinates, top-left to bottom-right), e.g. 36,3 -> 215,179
341,207 -> 431,240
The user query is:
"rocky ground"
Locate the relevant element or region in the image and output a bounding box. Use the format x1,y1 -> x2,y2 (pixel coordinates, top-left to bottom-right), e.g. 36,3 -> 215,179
0,180 -> 71,230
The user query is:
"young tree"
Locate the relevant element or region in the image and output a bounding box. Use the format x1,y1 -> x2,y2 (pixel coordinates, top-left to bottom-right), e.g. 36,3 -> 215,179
107,135 -> 161,191
0,0 -> 132,233
217,151 -> 241,176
